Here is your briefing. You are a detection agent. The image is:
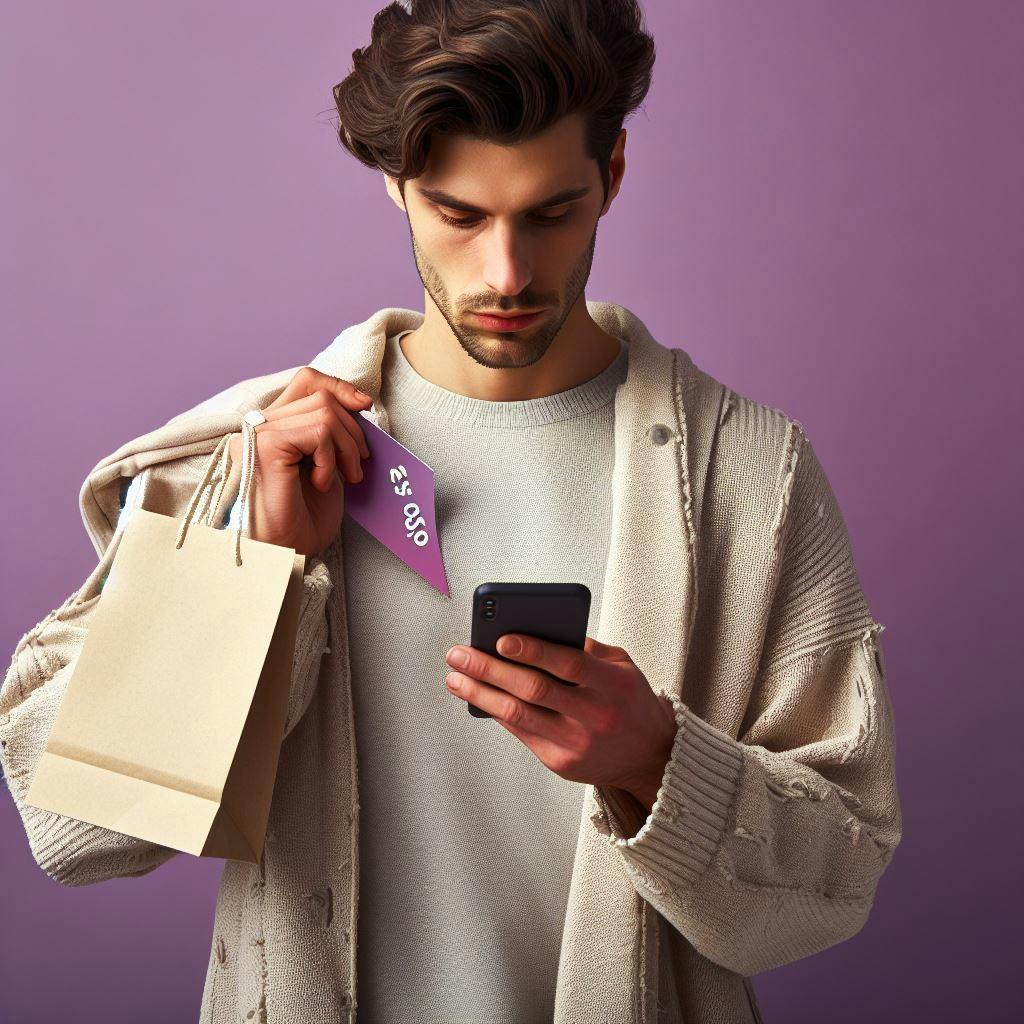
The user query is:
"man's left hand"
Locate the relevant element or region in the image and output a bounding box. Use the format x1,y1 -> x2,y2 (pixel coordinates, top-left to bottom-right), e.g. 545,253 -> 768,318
444,634 -> 678,812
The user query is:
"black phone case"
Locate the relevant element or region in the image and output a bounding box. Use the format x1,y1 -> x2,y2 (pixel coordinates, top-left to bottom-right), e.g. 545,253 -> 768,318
467,582 -> 592,719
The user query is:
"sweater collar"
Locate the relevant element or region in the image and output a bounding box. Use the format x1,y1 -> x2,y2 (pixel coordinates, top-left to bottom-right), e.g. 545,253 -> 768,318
309,301 -> 677,434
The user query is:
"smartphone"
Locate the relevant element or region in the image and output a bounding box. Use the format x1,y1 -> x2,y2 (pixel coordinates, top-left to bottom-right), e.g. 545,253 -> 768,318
466,582 -> 592,719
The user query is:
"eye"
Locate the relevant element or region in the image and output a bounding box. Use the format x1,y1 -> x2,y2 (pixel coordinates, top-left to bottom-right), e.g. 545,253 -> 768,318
435,210 -> 481,230
533,206 -> 573,225
434,206 -> 573,230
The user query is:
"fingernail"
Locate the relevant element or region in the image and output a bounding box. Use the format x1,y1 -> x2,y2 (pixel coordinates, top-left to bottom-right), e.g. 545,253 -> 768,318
500,636 -> 522,656
355,389 -> 371,401
447,648 -> 468,668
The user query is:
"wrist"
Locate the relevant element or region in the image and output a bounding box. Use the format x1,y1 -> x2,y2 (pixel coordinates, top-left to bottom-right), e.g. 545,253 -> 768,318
620,704 -> 677,813
623,776 -> 661,814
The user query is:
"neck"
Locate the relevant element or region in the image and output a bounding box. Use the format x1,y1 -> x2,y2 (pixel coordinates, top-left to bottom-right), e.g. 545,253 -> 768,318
398,295 -> 622,402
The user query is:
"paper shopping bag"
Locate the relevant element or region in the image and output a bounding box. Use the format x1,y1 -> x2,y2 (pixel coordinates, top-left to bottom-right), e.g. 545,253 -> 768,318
25,427 -> 306,864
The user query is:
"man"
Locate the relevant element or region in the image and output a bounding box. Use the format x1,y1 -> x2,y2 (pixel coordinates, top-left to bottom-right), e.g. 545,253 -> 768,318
0,2 -> 901,1022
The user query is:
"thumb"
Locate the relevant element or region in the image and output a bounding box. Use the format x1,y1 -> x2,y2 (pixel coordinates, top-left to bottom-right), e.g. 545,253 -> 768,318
584,635 -> 627,661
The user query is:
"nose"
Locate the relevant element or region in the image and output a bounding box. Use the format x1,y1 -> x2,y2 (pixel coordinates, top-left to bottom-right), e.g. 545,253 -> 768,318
481,221 -> 534,298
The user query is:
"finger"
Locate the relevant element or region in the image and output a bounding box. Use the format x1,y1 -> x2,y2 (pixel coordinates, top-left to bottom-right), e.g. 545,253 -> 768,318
286,409 -> 362,485
258,409 -> 363,486
444,671 -> 561,737
494,633 -> 592,686
490,709 -> 567,767
257,417 -> 340,492
267,366 -> 373,419
492,714 -> 544,750
583,636 -> 632,662
446,645 -> 575,713
260,389 -> 370,459
309,419 -> 339,492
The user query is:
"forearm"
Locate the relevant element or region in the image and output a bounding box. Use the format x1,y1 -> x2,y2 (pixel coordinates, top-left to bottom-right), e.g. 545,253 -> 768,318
1,626 -> 180,886
591,638 -> 901,976
2,503 -> 333,885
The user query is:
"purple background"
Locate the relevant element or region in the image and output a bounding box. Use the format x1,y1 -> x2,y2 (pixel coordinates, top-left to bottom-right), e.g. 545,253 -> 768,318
2,2 -> 1020,1021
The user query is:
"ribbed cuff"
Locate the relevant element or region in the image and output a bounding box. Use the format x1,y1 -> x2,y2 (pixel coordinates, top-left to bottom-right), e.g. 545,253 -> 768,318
591,693 -> 744,890
22,804 -> 175,886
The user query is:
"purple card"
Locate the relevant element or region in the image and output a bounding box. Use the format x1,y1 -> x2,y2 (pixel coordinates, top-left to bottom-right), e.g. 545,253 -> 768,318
342,413 -> 450,597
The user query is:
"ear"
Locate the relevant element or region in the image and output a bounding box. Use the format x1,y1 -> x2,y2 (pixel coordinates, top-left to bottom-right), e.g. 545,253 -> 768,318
384,173 -> 407,212
599,129 -> 627,217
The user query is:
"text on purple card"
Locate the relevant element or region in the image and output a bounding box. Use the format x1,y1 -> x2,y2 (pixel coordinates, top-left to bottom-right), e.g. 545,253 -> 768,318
389,464 -> 430,548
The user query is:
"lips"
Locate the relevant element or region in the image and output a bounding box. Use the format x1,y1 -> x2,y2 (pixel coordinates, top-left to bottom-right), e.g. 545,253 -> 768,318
471,310 -> 543,332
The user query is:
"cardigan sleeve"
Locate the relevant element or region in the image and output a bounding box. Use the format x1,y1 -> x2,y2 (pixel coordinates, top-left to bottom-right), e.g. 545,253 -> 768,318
590,431 -> 903,977
169,479 -> 334,741
0,457 -> 333,887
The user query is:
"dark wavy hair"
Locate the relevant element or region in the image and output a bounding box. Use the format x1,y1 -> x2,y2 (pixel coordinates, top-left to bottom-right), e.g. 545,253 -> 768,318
332,0 -> 656,205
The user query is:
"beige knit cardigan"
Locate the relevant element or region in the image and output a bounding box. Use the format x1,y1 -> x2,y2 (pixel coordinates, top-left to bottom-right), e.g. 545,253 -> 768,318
0,301 -> 902,1023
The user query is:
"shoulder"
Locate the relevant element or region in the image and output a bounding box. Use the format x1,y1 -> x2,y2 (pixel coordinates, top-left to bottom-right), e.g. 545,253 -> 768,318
696,364 -> 801,466
674,356 -> 813,547
116,362 -> 304,484
164,365 -> 304,426
93,364 -> 305,551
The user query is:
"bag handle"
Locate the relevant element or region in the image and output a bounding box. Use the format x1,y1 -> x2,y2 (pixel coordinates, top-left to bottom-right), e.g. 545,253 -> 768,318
174,411 -> 260,566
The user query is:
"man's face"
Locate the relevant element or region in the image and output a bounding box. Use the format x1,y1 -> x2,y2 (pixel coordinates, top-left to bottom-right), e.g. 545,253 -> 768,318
386,113 -> 622,370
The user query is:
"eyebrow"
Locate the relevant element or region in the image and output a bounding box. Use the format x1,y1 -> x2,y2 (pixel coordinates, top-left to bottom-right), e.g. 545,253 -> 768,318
415,184 -> 592,215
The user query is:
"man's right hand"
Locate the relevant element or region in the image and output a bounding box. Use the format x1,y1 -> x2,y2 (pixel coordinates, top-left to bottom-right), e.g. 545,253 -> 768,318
227,367 -> 373,558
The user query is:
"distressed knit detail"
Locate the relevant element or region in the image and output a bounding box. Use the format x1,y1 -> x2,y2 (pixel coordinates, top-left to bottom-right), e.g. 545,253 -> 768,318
0,302 -> 901,1023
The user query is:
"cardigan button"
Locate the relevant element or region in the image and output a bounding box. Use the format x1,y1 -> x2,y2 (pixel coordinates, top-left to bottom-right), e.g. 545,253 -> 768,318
649,423 -> 673,446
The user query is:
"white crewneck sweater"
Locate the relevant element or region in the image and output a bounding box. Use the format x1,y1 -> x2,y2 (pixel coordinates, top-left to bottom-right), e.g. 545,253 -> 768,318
345,329 -> 628,1022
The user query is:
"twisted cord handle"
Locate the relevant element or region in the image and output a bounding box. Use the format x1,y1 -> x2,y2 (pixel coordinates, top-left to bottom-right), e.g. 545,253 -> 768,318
174,408 -> 264,566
